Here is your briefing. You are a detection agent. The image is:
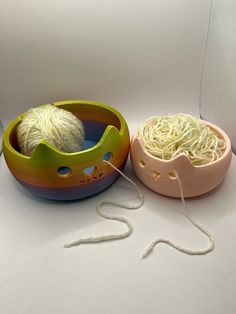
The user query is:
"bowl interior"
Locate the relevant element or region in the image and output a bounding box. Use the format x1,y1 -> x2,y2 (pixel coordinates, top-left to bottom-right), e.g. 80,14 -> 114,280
135,120 -> 231,167
8,101 -> 122,155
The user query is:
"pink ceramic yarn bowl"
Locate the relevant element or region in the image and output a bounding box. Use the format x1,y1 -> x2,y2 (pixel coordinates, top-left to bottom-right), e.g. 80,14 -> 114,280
130,121 -> 232,198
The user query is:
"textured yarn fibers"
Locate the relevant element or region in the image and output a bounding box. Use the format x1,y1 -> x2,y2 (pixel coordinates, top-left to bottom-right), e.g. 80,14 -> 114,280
17,104 -> 84,156
139,113 -> 225,165
140,114 -> 220,257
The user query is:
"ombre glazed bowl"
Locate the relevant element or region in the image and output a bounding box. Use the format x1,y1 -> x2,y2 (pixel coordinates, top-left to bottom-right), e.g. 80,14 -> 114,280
3,100 -> 130,200
130,121 -> 232,198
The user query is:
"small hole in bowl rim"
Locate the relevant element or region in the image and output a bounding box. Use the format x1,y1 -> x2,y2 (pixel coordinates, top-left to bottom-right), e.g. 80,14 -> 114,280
57,166 -> 72,177
169,171 -> 177,179
139,160 -> 146,168
103,151 -> 113,161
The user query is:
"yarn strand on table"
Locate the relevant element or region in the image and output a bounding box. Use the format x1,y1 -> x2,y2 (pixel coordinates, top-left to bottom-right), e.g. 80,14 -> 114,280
142,171 -> 215,258
64,160 -> 144,248
139,114 -> 221,258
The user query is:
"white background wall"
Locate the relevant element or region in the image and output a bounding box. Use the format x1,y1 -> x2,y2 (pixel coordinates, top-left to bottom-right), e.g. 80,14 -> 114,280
0,0 -> 210,124
0,0 -> 235,148
200,0 -> 236,152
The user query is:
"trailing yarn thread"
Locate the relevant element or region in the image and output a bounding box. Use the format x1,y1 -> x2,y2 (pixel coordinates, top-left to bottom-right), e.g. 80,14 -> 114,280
142,171 -> 215,258
17,104 -> 85,156
64,160 -> 144,248
16,104 -> 143,249
140,114 -> 222,258
64,114 -> 221,257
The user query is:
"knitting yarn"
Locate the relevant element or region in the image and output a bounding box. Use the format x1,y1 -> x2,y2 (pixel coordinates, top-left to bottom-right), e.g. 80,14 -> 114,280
17,104 -> 85,156
139,113 -> 226,165
64,160 -> 144,249
138,113 -> 220,257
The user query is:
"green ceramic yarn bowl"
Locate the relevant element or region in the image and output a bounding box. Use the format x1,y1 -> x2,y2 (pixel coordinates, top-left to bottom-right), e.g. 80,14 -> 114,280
3,100 -> 130,200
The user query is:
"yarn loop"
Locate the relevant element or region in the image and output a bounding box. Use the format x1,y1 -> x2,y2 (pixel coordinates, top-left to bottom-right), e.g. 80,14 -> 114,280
139,114 -> 226,165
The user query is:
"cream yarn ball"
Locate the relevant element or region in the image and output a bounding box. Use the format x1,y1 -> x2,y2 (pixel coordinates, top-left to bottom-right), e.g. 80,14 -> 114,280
17,104 -> 85,156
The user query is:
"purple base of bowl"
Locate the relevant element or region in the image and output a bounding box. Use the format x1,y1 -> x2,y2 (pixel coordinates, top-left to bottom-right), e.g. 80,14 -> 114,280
14,169 -> 121,201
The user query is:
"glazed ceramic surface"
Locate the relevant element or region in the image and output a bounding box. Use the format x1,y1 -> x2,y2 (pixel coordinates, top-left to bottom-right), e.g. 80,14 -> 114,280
131,121 -> 232,198
3,100 -> 130,200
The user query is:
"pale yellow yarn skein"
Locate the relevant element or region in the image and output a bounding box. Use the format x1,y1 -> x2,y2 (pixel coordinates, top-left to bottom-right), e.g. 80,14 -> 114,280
17,104 -> 85,156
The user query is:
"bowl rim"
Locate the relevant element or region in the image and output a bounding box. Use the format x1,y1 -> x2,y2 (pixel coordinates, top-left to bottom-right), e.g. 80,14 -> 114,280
132,119 -> 232,168
3,100 -> 129,159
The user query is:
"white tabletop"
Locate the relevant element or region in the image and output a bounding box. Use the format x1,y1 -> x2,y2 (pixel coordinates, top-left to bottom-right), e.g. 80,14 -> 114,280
1,149 -> 236,314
